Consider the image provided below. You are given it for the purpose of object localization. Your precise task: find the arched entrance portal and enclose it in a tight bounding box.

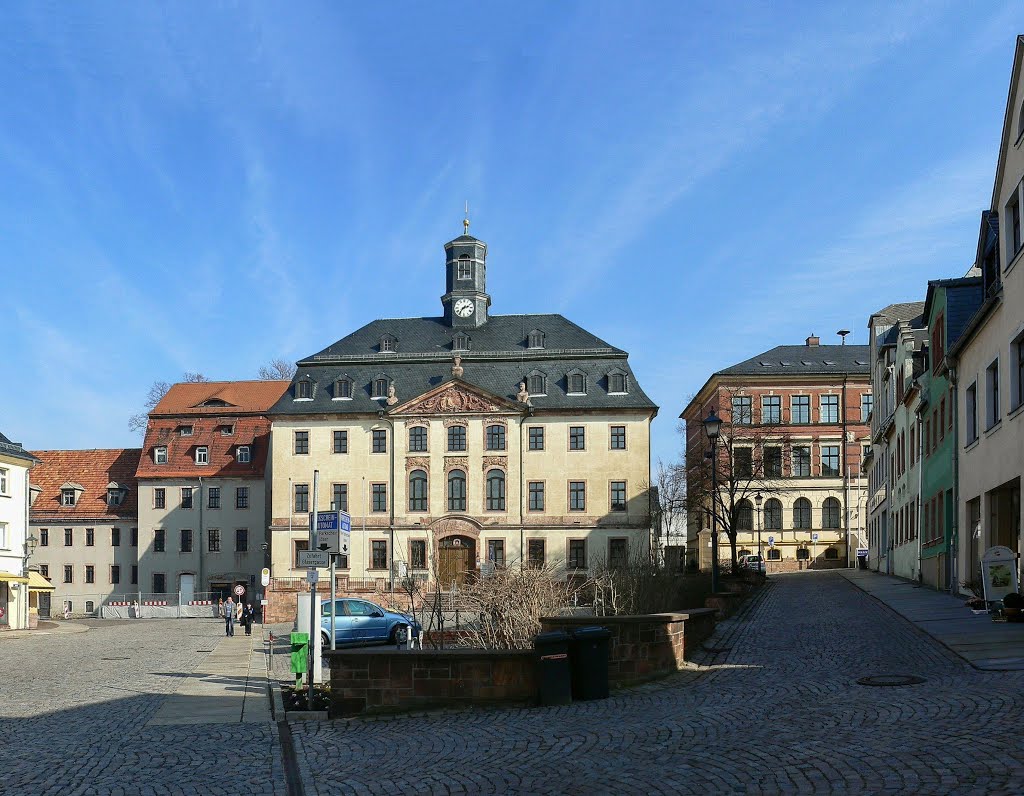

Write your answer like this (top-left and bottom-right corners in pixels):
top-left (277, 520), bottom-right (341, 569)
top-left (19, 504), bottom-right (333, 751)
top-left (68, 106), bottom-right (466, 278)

top-left (437, 536), bottom-right (475, 589)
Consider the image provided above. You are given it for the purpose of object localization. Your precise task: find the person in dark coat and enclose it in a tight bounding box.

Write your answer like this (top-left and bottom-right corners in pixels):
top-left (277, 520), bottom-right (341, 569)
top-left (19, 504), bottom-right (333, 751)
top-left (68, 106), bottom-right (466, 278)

top-left (242, 602), bottom-right (255, 636)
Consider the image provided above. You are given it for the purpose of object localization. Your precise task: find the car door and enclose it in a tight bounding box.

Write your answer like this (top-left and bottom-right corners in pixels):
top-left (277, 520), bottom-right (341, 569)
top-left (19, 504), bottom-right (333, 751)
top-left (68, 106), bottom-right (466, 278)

top-left (321, 599), bottom-right (352, 644)
top-left (348, 600), bottom-right (388, 642)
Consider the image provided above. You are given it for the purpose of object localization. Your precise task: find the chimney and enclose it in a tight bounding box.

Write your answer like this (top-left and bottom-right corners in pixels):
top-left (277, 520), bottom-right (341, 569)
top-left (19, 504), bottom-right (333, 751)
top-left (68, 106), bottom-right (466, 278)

top-left (805, 334), bottom-right (820, 347)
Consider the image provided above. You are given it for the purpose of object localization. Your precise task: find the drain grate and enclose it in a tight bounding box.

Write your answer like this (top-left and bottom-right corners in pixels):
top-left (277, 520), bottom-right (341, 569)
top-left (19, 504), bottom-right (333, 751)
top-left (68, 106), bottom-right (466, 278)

top-left (856, 674), bottom-right (926, 687)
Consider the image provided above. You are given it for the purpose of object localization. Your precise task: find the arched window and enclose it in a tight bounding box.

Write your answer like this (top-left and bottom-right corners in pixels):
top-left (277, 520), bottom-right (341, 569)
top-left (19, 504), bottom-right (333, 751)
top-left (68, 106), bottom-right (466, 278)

top-left (824, 547), bottom-right (839, 560)
top-left (528, 373), bottom-right (546, 395)
top-left (793, 498), bottom-right (812, 529)
top-left (822, 497), bottom-right (841, 529)
top-left (764, 498), bottom-right (782, 530)
top-left (486, 469), bottom-right (505, 511)
top-left (767, 548), bottom-right (781, 561)
top-left (796, 547), bottom-right (810, 560)
top-left (447, 470), bottom-right (466, 512)
top-left (486, 424), bottom-right (506, 451)
top-left (736, 499), bottom-right (753, 531)
top-left (408, 470), bottom-right (427, 512)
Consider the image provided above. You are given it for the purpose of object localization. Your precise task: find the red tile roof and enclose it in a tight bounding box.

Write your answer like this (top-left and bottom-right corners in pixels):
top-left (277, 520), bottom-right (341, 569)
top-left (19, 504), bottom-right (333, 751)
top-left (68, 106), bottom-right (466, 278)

top-left (28, 449), bottom-right (141, 520)
top-left (136, 417), bottom-right (271, 479)
top-left (151, 380), bottom-right (289, 416)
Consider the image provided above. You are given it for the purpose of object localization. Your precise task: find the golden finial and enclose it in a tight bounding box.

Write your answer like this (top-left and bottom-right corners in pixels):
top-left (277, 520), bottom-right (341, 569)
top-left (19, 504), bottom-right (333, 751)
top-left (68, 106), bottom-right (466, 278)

top-left (463, 201), bottom-right (470, 235)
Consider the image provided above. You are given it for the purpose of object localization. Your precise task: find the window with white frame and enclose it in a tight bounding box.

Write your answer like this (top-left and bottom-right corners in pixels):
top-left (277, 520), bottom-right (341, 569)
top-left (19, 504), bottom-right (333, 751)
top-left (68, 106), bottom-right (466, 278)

top-left (761, 395), bottom-right (781, 424)
top-left (61, 488), bottom-right (76, 506)
top-left (793, 498), bottom-right (812, 529)
top-left (791, 395), bottom-right (810, 424)
top-left (0, 467), bottom-right (7, 495)
top-left (195, 446), bottom-right (209, 465)
top-left (732, 396), bottom-right (752, 425)
top-left (793, 446), bottom-right (811, 477)
top-left (1006, 181), bottom-right (1022, 261)
top-left (861, 393), bottom-right (873, 422)
top-left (154, 446), bottom-right (167, 464)
top-left (237, 445), bottom-right (251, 463)
top-left (820, 395), bottom-right (839, 424)
top-left (822, 497), bottom-right (841, 529)
top-left (966, 381), bottom-right (978, 444)
top-left (0, 522), bottom-right (8, 549)
top-left (179, 425), bottom-right (193, 437)
top-left (821, 445), bottom-right (840, 477)
top-left (380, 335), bottom-right (397, 353)
top-left (986, 358), bottom-right (1001, 429)
top-left (1012, 331), bottom-right (1024, 412)
top-left (457, 256), bottom-right (473, 280)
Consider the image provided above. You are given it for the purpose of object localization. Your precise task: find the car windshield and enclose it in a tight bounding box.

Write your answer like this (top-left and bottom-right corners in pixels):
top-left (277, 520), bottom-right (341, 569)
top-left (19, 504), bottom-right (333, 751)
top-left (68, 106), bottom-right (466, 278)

top-left (347, 600), bottom-right (379, 617)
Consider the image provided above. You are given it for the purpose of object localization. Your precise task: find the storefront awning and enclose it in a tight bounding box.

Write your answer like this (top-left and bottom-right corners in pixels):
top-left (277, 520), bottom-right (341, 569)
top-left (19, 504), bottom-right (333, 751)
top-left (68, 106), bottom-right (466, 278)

top-left (27, 571), bottom-right (55, 591)
top-left (0, 572), bottom-right (29, 584)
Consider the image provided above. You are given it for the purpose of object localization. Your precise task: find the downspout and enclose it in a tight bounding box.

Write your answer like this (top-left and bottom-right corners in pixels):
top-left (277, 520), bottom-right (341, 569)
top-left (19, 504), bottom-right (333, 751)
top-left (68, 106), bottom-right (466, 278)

top-left (946, 358), bottom-right (959, 594)
top-left (916, 406), bottom-right (924, 583)
top-left (842, 375), bottom-right (849, 564)
top-left (519, 407), bottom-right (531, 570)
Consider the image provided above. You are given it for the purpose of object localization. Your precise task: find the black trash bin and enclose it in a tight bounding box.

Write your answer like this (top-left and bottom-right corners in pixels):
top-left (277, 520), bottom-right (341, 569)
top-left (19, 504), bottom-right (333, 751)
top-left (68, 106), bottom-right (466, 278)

top-left (534, 630), bottom-right (572, 706)
top-left (569, 626), bottom-right (611, 701)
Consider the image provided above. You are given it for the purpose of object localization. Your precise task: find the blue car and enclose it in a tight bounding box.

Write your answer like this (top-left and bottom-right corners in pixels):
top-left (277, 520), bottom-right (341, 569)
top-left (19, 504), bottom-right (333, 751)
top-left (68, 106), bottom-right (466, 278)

top-left (319, 598), bottom-right (421, 647)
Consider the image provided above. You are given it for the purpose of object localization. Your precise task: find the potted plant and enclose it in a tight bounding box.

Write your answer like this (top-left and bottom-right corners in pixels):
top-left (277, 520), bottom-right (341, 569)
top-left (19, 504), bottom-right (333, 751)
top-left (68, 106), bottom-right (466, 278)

top-left (1002, 592), bottom-right (1024, 621)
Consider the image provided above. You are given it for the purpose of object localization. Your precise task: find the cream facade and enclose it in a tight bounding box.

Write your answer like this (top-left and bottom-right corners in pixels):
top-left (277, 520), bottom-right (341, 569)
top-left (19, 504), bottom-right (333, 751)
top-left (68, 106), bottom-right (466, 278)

top-left (0, 433), bottom-right (38, 630)
top-left (954, 36), bottom-right (1024, 592)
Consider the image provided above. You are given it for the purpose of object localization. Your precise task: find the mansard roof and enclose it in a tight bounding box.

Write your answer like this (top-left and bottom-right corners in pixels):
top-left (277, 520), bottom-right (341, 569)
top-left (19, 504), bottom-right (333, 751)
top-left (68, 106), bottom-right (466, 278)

top-left (274, 313), bottom-right (655, 415)
top-left (0, 430), bottom-right (40, 465)
top-left (150, 380), bottom-right (289, 417)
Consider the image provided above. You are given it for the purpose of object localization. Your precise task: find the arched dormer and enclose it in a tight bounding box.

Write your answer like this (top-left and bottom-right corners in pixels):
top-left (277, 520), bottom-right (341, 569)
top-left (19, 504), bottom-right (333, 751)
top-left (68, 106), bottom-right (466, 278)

top-left (526, 369), bottom-right (547, 397)
top-left (607, 368), bottom-right (629, 395)
top-left (333, 375), bottom-right (353, 400)
top-left (566, 368), bottom-right (587, 396)
top-left (379, 334), bottom-right (398, 353)
top-left (371, 374), bottom-right (391, 400)
top-left (453, 333), bottom-right (471, 351)
top-left (527, 329), bottom-right (546, 349)
top-left (294, 377), bottom-right (314, 401)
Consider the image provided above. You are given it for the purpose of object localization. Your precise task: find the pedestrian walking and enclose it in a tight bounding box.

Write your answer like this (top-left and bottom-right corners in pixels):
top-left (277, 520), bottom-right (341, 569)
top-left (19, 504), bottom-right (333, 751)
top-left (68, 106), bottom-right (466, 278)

top-left (217, 598), bottom-right (224, 619)
top-left (242, 603), bottom-right (255, 636)
top-left (224, 596), bottom-right (235, 637)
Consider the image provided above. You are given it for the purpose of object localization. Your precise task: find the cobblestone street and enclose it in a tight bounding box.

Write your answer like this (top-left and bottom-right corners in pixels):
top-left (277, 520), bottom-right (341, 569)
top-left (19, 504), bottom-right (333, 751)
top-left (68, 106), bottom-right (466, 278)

top-left (293, 572), bottom-right (1024, 795)
top-left (0, 618), bottom-right (286, 796)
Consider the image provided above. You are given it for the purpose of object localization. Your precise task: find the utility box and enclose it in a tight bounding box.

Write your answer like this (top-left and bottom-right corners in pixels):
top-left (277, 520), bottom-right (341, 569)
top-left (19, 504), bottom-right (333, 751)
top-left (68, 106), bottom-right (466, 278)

top-left (534, 630), bottom-right (572, 706)
top-left (569, 626), bottom-right (611, 701)
top-left (296, 592), bottom-right (323, 683)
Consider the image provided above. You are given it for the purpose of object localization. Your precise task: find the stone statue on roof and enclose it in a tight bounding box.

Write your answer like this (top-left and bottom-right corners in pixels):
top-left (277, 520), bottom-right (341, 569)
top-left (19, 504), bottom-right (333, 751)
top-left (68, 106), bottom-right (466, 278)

top-left (452, 356), bottom-right (464, 378)
top-left (517, 381), bottom-right (531, 405)
top-left (386, 384), bottom-right (398, 405)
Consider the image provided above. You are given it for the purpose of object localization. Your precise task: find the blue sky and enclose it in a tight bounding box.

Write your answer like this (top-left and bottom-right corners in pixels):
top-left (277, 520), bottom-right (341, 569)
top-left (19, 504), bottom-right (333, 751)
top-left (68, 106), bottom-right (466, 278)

top-left (1, 2), bottom-right (1019, 466)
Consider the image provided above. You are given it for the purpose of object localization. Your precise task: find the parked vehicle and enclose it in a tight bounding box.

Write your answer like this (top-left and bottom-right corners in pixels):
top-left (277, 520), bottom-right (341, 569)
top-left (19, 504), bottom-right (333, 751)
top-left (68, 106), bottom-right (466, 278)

top-left (319, 598), bottom-right (421, 647)
top-left (739, 554), bottom-right (766, 573)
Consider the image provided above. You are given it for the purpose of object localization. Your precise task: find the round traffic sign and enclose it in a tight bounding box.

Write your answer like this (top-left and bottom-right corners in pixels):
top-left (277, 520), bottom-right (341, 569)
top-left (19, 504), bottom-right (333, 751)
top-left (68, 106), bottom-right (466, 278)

top-left (233, 584), bottom-right (245, 596)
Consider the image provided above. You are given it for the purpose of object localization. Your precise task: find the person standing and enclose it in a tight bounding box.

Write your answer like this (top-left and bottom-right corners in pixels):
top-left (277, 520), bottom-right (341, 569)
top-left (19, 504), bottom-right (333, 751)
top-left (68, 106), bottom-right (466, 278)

top-left (224, 596), bottom-right (235, 637)
top-left (242, 603), bottom-right (254, 636)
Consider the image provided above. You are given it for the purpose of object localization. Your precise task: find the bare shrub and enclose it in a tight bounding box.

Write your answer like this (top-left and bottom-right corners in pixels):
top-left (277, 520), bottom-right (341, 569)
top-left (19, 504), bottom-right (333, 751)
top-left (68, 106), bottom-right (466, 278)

top-left (456, 563), bottom-right (580, 650)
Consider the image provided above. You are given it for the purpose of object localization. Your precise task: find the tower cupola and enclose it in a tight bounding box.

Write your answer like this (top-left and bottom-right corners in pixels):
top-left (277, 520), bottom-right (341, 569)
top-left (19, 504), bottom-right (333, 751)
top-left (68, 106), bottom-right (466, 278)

top-left (441, 216), bottom-right (490, 328)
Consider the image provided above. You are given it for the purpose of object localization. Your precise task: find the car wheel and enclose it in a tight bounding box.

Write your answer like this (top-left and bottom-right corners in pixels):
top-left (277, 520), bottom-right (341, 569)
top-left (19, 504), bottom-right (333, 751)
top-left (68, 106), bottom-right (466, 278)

top-left (321, 631), bottom-right (330, 647)
top-left (390, 624), bottom-right (408, 644)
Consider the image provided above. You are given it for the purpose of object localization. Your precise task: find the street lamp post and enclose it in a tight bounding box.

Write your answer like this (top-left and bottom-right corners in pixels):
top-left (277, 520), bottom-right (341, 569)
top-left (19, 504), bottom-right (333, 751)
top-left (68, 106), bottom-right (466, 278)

top-left (703, 409), bottom-right (723, 594)
top-left (754, 492), bottom-right (763, 568)
top-left (22, 533), bottom-right (38, 576)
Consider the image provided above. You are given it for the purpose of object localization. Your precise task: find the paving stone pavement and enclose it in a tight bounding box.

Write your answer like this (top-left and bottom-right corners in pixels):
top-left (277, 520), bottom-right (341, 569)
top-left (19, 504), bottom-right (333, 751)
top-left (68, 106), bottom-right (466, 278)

top-left (0, 618), bottom-right (287, 796)
top-left (291, 571), bottom-right (1024, 795)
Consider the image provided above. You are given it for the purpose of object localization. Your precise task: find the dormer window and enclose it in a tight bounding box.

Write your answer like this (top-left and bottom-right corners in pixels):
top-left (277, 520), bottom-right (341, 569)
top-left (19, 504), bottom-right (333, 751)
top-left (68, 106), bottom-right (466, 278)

top-left (567, 372), bottom-right (587, 395)
top-left (372, 378), bottom-right (389, 399)
top-left (179, 425), bottom-right (193, 437)
top-left (219, 424), bottom-right (234, 436)
top-left (154, 446), bottom-right (168, 465)
top-left (608, 372), bottom-right (628, 394)
top-left (296, 379), bottom-right (313, 400)
top-left (237, 445), bottom-right (251, 464)
top-left (196, 446), bottom-right (209, 465)
top-left (61, 489), bottom-right (76, 507)
top-left (334, 378), bottom-right (352, 400)
top-left (380, 335), bottom-right (397, 353)
top-left (107, 488), bottom-right (125, 507)
top-left (453, 334), bottom-right (470, 351)
top-left (528, 372), bottom-right (547, 396)
top-left (199, 398), bottom-right (230, 407)
top-left (528, 330), bottom-right (545, 349)
top-left (457, 256), bottom-right (473, 280)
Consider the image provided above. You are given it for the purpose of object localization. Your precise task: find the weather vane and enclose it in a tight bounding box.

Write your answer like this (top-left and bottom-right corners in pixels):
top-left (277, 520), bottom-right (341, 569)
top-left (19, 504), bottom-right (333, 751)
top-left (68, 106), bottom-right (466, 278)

top-left (463, 201), bottom-right (470, 235)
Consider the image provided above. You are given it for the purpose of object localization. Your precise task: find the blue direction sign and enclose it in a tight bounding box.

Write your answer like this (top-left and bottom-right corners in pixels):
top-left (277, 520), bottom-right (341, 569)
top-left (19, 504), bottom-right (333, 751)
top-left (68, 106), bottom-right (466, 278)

top-left (767, 536), bottom-right (775, 547)
top-left (339, 511), bottom-right (351, 532)
top-left (311, 511), bottom-right (339, 532)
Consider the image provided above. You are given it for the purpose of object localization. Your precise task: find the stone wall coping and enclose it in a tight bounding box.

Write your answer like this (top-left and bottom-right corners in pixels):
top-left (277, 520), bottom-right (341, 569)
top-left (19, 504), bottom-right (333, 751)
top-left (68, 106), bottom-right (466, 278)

top-left (325, 647), bottom-right (533, 659)
top-left (541, 608), bottom-right (716, 624)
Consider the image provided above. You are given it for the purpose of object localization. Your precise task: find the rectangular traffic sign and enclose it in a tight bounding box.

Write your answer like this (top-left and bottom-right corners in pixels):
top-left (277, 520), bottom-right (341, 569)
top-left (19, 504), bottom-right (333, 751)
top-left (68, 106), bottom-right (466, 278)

top-left (317, 527), bottom-right (351, 555)
top-left (310, 511), bottom-right (339, 532)
top-left (298, 550), bottom-right (330, 568)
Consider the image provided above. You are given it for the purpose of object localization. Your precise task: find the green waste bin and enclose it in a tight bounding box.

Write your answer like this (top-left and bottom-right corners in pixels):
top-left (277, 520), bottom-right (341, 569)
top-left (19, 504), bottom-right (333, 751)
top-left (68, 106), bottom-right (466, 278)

top-left (534, 630), bottom-right (572, 706)
top-left (569, 626), bottom-right (611, 701)
top-left (290, 632), bottom-right (309, 677)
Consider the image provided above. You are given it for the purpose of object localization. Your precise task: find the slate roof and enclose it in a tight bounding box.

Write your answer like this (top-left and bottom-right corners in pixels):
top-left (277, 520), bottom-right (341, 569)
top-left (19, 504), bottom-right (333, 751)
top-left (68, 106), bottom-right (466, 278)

top-left (29, 449), bottom-right (141, 520)
top-left (275, 313), bottom-right (655, 415)
top-left (923, 277), bottom-right (984, 349)
top-left (872, 302), bottom-right (926, 323)
top-left (137, 417), bottom-right (273, 480)
top-left (716, 344), bottom-right (871, 377)
top-left (0, 430), bottom-right (39, 465)
top-left (151, 380), bottom-right (289, 417)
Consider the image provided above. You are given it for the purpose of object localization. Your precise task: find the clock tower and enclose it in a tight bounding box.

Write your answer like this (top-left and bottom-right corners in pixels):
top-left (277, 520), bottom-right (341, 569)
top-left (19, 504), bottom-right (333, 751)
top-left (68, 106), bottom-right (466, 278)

top-left (441, 219), bottom-right (490, 328)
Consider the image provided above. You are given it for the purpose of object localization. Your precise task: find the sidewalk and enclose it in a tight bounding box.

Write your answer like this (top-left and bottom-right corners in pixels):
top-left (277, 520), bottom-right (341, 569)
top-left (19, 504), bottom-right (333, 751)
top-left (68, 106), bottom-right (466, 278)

top-left (843, 569), bottom-right (1024, 671)
top-left (0, 620), bottom-right (89, 640)
top-left (148, 628), bottom-right (273, 725)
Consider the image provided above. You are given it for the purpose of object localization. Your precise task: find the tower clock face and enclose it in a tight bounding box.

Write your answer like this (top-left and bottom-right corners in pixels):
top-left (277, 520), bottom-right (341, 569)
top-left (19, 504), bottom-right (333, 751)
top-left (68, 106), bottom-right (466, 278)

top-left (454, 298), bottom-right (475, 318)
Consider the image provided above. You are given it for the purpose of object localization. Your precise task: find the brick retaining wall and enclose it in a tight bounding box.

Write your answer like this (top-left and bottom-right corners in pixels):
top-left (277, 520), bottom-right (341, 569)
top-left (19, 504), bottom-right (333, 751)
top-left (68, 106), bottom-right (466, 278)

top-left (539, 609), bottom-right (717, 688)
top-left (326, 648), bottom-right (536, 717)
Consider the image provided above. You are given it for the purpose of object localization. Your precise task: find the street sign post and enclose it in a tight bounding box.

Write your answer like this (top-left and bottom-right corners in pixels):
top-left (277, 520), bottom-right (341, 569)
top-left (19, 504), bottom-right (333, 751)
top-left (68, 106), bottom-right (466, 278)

top-left (298, 550), bottom-right (330, 569)
top-left (233, 584), bottom-right (245, 597)
top-left (317, 511), bottom-right (352, 555)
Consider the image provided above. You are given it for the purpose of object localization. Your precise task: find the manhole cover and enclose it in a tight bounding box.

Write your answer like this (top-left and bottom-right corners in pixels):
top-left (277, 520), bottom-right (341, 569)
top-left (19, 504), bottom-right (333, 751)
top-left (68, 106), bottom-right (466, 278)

top-left (856, 674), bottom-right (926, 687)
top-left (100, 657), bottom-right (129, 661)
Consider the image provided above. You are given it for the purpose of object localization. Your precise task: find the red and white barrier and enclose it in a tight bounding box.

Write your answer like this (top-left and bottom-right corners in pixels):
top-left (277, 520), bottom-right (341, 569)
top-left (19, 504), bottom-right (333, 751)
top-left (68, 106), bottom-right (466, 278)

top-left (143, 600), bottom-right (167, 606)
top-left (108, 601), bottom-right (131, 606)
top-left (188, 600), bottom-right (213, 605)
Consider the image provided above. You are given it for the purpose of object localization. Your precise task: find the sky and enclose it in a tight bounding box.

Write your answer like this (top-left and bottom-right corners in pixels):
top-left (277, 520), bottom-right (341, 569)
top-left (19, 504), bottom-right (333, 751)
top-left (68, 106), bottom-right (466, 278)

top-left (0, 1), bottom-right (1020, 467)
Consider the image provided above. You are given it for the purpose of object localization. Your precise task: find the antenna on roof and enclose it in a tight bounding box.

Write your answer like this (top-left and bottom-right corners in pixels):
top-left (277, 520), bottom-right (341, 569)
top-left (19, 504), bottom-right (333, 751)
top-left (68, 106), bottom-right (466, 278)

top-left (837, 329), bottom-right (851, 345)
top-left (463, 201), bottom-right (470, 235)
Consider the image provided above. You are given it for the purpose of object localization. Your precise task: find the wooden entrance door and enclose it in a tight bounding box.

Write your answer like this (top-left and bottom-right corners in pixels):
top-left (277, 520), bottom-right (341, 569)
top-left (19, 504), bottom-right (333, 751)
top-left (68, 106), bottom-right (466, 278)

top-left (438, 541), bottom-right (471, 589)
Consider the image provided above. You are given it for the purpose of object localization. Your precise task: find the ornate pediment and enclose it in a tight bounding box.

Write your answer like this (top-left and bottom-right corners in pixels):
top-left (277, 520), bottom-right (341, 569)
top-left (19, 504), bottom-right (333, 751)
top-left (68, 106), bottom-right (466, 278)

top-left (390, 379), bottom-right (521, 416)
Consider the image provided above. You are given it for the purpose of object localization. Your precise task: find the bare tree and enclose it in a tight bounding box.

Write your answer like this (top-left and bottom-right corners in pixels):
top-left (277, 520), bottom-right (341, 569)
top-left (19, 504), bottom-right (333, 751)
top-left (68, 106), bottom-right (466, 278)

top-left (651, 460), bottom-right (686, 565)
top-left (128, 373), bottom-right (210, 432)
top-left (258, 359), bottom-right (297, 380)
top-left (685, 384), bottom-right (790, 571)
